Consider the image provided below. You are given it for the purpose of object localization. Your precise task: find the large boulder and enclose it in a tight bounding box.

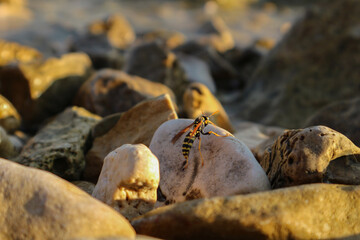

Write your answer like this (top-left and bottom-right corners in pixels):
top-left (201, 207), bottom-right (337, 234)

top-left (132, 184), bottom-right (360, 240)
top-left (149, 119), bottom-right (270, 203)
top-left (236, 0), bottom-right (360, 128)
top-left (17, 107), bottom-right (101, 180)
top-left (0, 158), bottom-right (135, 239)
top-left (84, 94), bottom-right (177, 183)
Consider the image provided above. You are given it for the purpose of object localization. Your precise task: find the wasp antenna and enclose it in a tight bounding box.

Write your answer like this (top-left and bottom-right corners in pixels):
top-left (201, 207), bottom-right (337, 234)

top-left (209, 110), bottom-right (219, 117)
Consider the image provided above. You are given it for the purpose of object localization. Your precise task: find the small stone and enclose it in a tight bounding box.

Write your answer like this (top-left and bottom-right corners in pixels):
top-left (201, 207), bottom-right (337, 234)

top-left (84, 94), bottom-right (177, 183)
top-left (174, 41), bottom-right (240, 90)
top-left (261, 126), bottom-right (360, 188)
top-left (132, 184), bottom-right (360, 240)
top-left (0, 126), bottom-right (17, 159)
top-left (177, 54), bottom-right (216, 93)
top-left (17, 106), bottom-right (101, 180)
top-left (124, 41), bottom-right (188, 103)
top-left (0, 52), bottom-right (92, 129)
top-left (197, 16), bottom-right (235, 53)
top-left (74, 69), bottom-right (176, 117)
top-left (0, 94), bottom-right (21, 133)
top-left (149, 119), bottom-right (270, 203)
top-left (0, 158), bottom-right (135, 239)
top-left (88, 14), bottom-right (135, 49)
top-left (183, 82), bottom-right (234, 133)
top-left (92, 144), bottom-right (160, 220)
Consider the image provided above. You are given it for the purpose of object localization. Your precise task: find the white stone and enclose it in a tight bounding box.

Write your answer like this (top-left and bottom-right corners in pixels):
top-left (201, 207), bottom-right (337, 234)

top-left (149, 119), bottom-right (271, 203)
top-left (92, 144), bottom-right (160, 220)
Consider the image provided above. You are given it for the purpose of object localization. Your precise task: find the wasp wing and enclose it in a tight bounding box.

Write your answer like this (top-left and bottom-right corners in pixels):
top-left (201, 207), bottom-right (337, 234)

top-left (171, 122), bottom-right (194, 144)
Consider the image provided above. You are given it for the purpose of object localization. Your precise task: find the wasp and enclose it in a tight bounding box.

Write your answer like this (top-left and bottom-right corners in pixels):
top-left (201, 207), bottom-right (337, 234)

top-left (171, 111), bottom-right (230, 170)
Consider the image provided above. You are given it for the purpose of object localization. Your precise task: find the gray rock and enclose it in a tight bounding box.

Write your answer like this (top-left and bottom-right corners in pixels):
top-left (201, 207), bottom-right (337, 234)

top-left (149, 119), bottom-right (270, 203)
top-left (17, 106), bottom-right (101, 180)
top-left (236, 0), bottom-right (360, 128)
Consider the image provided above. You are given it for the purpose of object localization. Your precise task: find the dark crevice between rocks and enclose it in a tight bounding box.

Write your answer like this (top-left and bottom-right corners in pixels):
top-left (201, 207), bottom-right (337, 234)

top-left (324, 154), bottom-right (360, 185)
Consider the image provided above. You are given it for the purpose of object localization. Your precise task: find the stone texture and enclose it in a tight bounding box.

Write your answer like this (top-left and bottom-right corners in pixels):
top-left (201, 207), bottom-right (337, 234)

top-left (149, 119), bottom-right (270, 203)
top-left (305, 97), bottom-right (360, 147)
top-left (0, 52), bottom-right (92, 128)
top-left (124, 41), bottom-right (188, 103)
top-left (0, 39), bottom-right (42, 66)
top-left (88, 14), bottom-right (135, 49)
top-left (93, 144), bottom-right (159, 220)
top-left (69, 33), bottom-right (124, 70)
top-left (174, 41), bottom-right (241, 90)
top-left (236, 0), bottom-right (360, 128)
top-left (183, 83), bottom-right (234, 133)
top-left (84, 94), bottom-right (177, 183)
top-left (132, 184), bottom-right (360, 240)
top-left (17, 106), bottom-right (101, 180)
top-left (0, 94), bottom-right (20, 133)
top-left (0, 158), bottom-right (135, 239)
top-left (74, 69), bottom-right (175, 117)
top-left (222, 47), bottom-right (262, 87)
top-left (0, 126), bottom-right (17, 159)
top-left (136, 29), bottom-right (185, 49)
top-left (197, 16), bottom-right (235, 53)
top-left (260, 126), bottom-right (360, 189)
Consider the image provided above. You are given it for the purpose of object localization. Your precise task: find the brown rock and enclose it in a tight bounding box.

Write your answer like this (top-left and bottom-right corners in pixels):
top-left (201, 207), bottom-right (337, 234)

top-left (84, 94), bottom-right (177, 183)
top-left (260, 126), bottom-right (360, 188)
top-left (0, 52), bottom-right (92, 128)
top-left (236, 0), bottom-right (360, 128)
top-left (88, 14), bottom-right (135, 49)
top-left (183, 82), bottom-right (234, 132)
top-left (0, 158), bottom-right (135, 239)
top-left (17, 106), bottom-right (101, 180)
top-left (305, 97), bottom-right (360, 147)
top-left (0, 94), bottom-right (20, 133)
top-left (132, 183), bottom-right (360, 240)
top-left (74, 69), bottom-right (176, 117)
top-left (124, 41), bottom-right (188, 103)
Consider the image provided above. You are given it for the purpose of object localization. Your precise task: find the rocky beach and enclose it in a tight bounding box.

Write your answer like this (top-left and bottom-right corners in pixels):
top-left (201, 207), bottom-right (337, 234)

top-left (0, 0), bottom-right (360, 239)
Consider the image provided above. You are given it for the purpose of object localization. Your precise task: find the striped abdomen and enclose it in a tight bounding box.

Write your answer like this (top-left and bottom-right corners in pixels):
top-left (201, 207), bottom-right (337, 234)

top-left (182, 131), bottom-right (196, 159)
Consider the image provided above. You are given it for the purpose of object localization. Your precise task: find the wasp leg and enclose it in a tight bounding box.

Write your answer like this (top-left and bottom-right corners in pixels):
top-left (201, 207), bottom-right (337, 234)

top-left (198, 136), bottom-right (204, 166)
top-left (204, 131), bottom-right (230, 137)
top-left (182, 156), bottom-right (189, 170)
